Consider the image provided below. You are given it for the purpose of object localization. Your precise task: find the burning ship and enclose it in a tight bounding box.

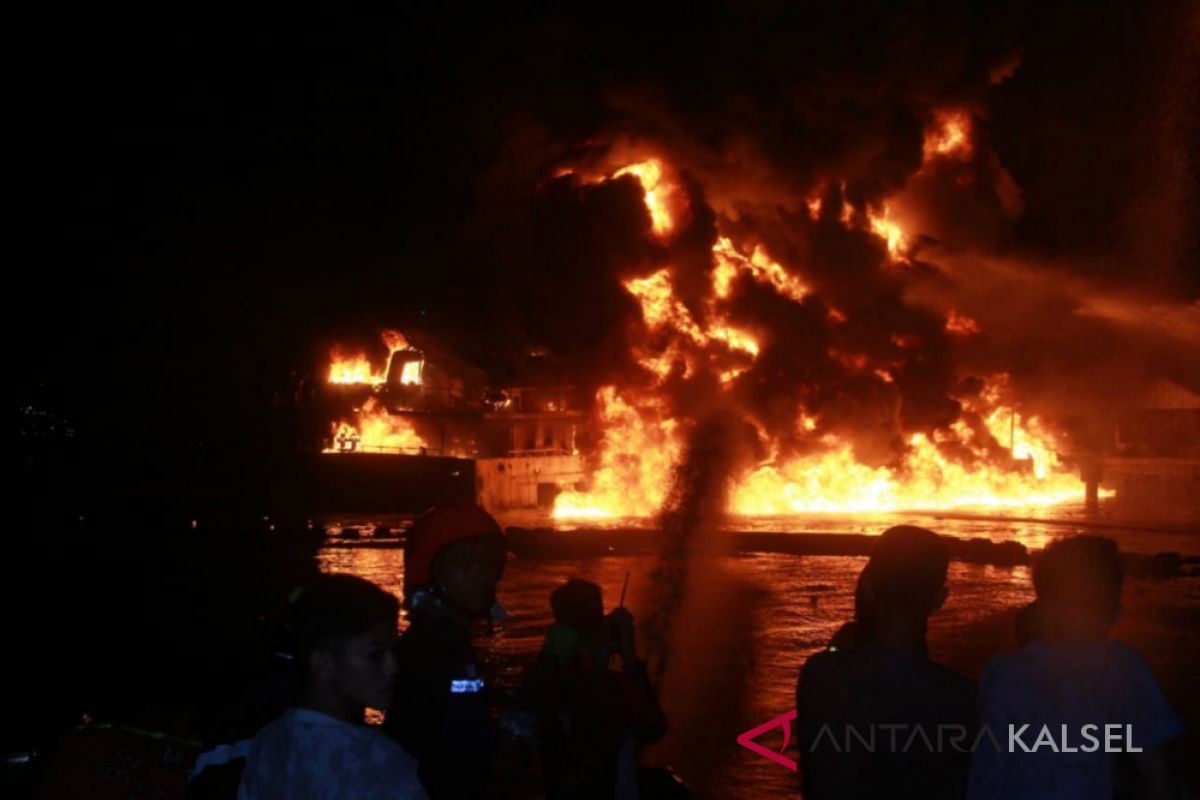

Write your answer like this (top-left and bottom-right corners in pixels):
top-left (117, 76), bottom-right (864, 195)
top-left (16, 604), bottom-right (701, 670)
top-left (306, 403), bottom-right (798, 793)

top-left (310, 112), bottom-right (1197, 523)
top-left (316, 330), bottom-right (586, 511)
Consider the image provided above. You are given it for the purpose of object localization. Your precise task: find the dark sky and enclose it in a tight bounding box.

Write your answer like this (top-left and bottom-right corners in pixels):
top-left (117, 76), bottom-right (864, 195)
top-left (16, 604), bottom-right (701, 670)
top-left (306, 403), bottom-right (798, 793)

top-left (14, 2), bottom-right (1197, 464)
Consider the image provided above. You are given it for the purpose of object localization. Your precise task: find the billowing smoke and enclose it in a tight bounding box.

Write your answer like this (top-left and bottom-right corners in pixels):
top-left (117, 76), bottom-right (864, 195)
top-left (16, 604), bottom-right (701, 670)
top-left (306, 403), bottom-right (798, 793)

top-left (642, 413), bottom-right (744, 683)
top-left (448, 1), bottom-right (1197, 475)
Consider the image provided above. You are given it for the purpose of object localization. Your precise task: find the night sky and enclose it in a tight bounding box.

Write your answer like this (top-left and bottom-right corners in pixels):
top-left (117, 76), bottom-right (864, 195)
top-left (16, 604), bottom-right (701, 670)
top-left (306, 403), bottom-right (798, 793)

top-left (14, 2), bottom-right (1197, 495)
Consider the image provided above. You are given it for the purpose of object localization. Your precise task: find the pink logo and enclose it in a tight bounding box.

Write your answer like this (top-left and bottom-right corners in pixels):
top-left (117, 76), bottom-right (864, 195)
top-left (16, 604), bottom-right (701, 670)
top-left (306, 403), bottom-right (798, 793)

top-left (736, 709), bottom-right (798, 772)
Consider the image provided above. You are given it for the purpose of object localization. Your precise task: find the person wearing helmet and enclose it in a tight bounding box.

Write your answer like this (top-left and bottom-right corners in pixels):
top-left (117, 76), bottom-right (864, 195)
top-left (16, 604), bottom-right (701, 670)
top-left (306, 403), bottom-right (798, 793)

top-left (383, 500), bottom-right (508, 799)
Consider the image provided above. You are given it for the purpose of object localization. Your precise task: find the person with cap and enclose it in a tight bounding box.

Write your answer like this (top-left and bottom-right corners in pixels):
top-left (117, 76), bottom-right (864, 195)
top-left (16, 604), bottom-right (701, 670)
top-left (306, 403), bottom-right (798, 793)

top-left (383, 500), bottom-right (509, 799)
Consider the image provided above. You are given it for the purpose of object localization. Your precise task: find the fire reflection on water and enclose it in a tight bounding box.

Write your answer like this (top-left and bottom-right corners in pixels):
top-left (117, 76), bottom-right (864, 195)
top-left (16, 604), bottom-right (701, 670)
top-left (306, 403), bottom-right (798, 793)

top-left (317, 509), bottom-right (1197, 797)
top-left (320, 537), bottom-right (1033, 797)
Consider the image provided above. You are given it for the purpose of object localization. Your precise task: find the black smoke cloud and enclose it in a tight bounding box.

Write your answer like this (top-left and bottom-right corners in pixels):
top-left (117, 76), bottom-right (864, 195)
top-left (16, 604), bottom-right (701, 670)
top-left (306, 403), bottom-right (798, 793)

top-left (442, 0), bottom-right (1196, 474)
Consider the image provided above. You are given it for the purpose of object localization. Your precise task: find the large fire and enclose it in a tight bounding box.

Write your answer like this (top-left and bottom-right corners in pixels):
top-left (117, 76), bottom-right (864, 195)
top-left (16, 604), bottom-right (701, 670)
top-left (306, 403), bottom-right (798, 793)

top-left (317, 116), bottom-right (1111, 518)
top-left (554, 376), bottom-right (1090, 518)
top-left (324, 398), bottom-right (426, 454)
top-left (328, 330), bottom-right (423, 386)
top-left (553, 388), bottom-right (682, 518)
top-left (550, 124), bottom-right (1108, 520)
top-left (323, 330), bottom-right (428, 453)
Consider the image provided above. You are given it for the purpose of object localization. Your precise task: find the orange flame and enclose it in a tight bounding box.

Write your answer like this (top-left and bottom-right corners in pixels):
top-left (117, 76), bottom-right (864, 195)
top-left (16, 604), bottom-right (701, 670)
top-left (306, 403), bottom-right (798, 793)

top-left (924, 110), bottom-right (973, 161)
top-left (866, 205), bottom-right (910, 261)
top-left (327, 352), bottom-right (381, 385)
top-left (554, 374), bottom-right (1103, 519)
top-left (327, 329), bottom-right (422, 386)
top-left (323, 397), bottom-right (426, 454)
top-left (730, 430), bottom-right (1085, 514)
top-left (806, 194), bottom-right (823, 220)
top-left (558, 157), bottom-right (683, 238)
top-left (552, 387), bottom-right (682, 518)
top-left (543, 152), bottom-right (1097, 520)
top-left (712, 237), bottom-right (809, 302)
top-left (625, 267), bottom-right (759, 384)
top-left (945, 309), bottom-right (982, 336)
top-left (614, 159), bottom-right (676, 236)
top-left (626, 270), bottom-right (705, 341)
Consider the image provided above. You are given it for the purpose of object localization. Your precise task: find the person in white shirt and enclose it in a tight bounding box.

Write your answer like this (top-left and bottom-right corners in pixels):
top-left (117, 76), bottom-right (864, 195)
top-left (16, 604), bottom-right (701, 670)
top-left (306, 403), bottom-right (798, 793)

top-left (238, 574), bottom-right (428, 800)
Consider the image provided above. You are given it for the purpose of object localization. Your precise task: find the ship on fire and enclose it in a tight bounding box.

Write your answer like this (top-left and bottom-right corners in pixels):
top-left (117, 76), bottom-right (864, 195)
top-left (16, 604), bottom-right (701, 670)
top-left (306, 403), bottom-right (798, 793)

top-left (315, 329), bottom-right (585, 512)
top-left (304, 125), bottom-right (1196, 523)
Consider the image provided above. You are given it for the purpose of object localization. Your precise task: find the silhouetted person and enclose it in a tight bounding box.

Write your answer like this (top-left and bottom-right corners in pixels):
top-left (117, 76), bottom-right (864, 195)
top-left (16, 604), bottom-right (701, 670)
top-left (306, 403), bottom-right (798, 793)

top-left (521, 578), bottom-right (668, 799)
top-left (236, 574), bottom-right (426, 799)
top-left (825, 569), bottom-right (877, 654)
top-left (968, 535), bottom-right (1183, 800)
top-left (383, 501), bottom-right (509, 799)
top-left (1013, 600), bottom-right (1042, 647)
top-left (796, 525), bottom-right (975, 800)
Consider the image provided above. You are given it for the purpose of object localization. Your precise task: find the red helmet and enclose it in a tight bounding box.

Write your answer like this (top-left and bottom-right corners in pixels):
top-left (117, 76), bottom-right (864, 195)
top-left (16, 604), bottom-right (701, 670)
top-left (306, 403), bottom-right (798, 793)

top-left (403, 500), bottom-right (504, 598)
